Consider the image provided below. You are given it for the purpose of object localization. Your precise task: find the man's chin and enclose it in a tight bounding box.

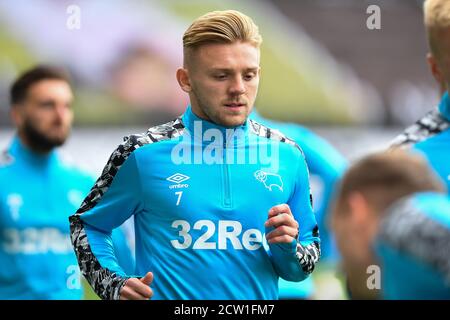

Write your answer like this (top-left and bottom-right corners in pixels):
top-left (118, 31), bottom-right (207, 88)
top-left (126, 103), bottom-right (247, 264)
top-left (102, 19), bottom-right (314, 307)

top-left (219, 117), bottom-right (247, 128)
top-left (27, 133), bottom-right (67, 152)
top-left (22, 120), bottom-right (70, 152)
top-left (215, 111), bottom-right (248, 127)
top-left (49, 137), bottom-right (67, 147)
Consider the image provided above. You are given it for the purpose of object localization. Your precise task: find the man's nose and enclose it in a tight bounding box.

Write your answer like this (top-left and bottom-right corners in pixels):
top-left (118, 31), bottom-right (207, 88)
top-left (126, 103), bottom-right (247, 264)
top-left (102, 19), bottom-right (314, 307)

top-left (54, 104), bottom-right (69, 121)
top-left (228, 76), bottom-right (246, 95)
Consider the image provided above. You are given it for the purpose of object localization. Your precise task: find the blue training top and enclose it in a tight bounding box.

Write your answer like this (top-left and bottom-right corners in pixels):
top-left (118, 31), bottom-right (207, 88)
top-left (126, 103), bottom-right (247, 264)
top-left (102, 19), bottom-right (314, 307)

top-left (374, 192), bottom-right (450, 299)
top-left (70, 106), bottom-right (321, 300)
top-left (413, 92), bottom-right (450, 193)
top-left (390, 92), bottom-right (450, 193)
top-left (0, 136), bottom-right (134, 299)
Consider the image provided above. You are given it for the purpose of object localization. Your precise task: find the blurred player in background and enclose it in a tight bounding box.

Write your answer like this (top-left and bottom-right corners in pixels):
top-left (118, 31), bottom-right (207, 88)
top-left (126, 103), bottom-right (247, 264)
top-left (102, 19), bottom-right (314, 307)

top-left (331, 151), bottom-right (450, 299)
top-left (250, 111), bottom-right (347, 299)
top-left (0, 65), bottom-right (133, 299)
top-left (391, 0), bottom-right (450, 193)
top-left (70, 10), bottom-right (320, 300)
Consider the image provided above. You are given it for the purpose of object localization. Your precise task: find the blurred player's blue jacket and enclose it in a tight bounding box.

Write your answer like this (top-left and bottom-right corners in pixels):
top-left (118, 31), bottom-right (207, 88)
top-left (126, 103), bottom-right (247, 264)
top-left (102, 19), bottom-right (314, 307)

top-left (391, 92), bottom-right (450, 193)
top-left (0, 137), bottom-right (134, 299)
top-left (251, 110), bottom-right (347, 298)
top-left (413, 92), bottom-right (450, 193)
top-left (374, 192), bottom-right (450, 299)
top-left (69, 105), bottom-right (320, 300)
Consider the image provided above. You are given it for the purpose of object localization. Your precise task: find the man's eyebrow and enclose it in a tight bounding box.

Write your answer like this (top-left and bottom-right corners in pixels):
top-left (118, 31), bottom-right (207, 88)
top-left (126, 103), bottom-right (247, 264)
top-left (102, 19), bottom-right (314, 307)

top-left (209, 67), bottom-right (259, 72)
top-left (36, 98), bottom-right (55, 103)
top-left (209, 68), bottom-right (232, 72)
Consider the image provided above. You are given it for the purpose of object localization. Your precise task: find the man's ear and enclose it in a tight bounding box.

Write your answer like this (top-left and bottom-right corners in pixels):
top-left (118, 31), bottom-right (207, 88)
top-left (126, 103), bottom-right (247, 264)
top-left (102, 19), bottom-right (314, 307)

top-left (347, 192), bottom-right (371, 224)
top-left (176, 68), bottom-right (192, 93)
top-left (10, 105), bottom-right (24, 127)
top-left (427, 53), bottom-right (446, 94)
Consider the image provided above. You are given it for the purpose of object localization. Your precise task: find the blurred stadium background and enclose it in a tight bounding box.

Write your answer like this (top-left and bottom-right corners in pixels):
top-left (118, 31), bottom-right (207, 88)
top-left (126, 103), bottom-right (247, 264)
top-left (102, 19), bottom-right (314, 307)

top-left (0, 0), bottom-right (439, 299)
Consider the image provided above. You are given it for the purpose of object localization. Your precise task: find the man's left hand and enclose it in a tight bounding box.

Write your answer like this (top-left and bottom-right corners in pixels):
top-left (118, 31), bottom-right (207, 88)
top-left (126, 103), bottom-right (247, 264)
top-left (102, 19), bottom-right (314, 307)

top-left (265, 204), bottom-right (299, 244)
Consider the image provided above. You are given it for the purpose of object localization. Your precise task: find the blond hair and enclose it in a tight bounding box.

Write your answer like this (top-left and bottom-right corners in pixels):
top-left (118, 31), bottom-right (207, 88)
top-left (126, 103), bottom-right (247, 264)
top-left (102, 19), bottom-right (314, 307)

top-left (424, 0), bottom-right (450, 57)
top-left (334, 150), bottom-right (445, 216)
top-left (183, 10), bottom-right (262, 52)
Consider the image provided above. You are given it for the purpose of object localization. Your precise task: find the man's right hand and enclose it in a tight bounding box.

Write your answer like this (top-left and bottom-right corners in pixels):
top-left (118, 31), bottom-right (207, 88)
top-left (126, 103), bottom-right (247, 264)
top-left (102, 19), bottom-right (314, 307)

top-left (119, 272), bottom-right (154, 300)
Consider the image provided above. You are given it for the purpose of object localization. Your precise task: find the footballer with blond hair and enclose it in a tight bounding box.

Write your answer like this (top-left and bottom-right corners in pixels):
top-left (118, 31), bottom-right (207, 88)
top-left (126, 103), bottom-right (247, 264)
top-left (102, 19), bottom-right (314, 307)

top-left (391, 0), bottom-right (450, 193)
top-left (70, 10), bottom-right (320, 300)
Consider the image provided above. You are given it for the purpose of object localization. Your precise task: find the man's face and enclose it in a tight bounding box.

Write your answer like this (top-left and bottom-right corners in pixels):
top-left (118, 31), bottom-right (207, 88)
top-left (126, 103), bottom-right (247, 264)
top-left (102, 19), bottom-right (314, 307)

top-left (331, 194), bottom-right (381, 299)
top-left (13, 79), bottom-right (74, 152)
top-left (331, 195), bottom-right (377, 269)
top-left (183, 41), bottom-right (260, 127)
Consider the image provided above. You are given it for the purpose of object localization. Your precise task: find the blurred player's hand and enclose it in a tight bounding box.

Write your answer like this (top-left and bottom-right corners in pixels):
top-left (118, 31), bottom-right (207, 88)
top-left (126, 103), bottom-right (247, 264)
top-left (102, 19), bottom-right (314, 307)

top-left (265, 204), bottom-right (299, 244)
top-left (120, 272), bottom-right (154, 300)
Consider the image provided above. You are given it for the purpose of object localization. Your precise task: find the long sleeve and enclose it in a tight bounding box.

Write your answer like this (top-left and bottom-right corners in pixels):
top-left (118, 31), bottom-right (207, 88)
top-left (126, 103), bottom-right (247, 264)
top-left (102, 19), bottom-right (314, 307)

top-left (69, 137), bottom-right (145, 300)
top-left (267, 149), bottom-right (321, 282)
top-left (111, 227), bottom-right (135, 275)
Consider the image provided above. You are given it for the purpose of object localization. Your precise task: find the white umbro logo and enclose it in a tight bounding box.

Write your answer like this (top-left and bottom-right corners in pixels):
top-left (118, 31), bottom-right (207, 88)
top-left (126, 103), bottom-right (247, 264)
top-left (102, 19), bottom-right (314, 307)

top-left (167, 173), bottom-right (190, 184)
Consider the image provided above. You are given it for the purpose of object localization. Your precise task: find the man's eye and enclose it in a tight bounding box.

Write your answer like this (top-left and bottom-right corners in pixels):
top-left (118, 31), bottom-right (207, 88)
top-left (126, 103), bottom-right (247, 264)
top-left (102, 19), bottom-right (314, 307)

top-left (39, 101), bottom-right (55, 109)
top-left (214, 74), bottom-right (227, 80)
top-left (244, 74), bottom-right (254, 81)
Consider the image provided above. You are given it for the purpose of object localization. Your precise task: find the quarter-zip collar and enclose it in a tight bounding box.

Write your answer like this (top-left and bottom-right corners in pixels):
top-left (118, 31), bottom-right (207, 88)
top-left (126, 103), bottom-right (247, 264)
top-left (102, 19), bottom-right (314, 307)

top-left (8, 135), bottom-right (58, 168)
top-left (181, 105), bottom-right (250, 147)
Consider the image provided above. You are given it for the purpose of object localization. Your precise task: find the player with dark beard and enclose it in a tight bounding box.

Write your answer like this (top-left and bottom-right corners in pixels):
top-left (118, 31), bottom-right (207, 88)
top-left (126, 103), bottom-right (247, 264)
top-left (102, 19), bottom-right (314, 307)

top-left (0, 65), bottom-right (133, 299)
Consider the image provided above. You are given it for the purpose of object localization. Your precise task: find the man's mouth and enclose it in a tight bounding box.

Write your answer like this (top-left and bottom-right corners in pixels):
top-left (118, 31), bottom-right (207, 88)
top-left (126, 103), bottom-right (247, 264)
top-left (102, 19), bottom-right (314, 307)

top-left (224, 103), bottom-right (246, 108)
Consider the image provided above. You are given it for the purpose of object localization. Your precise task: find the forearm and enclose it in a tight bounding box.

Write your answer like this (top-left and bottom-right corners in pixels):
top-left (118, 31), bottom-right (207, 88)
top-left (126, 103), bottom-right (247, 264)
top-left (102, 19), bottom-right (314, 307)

top-left (270, 238), bottom-right (321, 282)
top-left (70, 215), bottom-right (129, 300)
